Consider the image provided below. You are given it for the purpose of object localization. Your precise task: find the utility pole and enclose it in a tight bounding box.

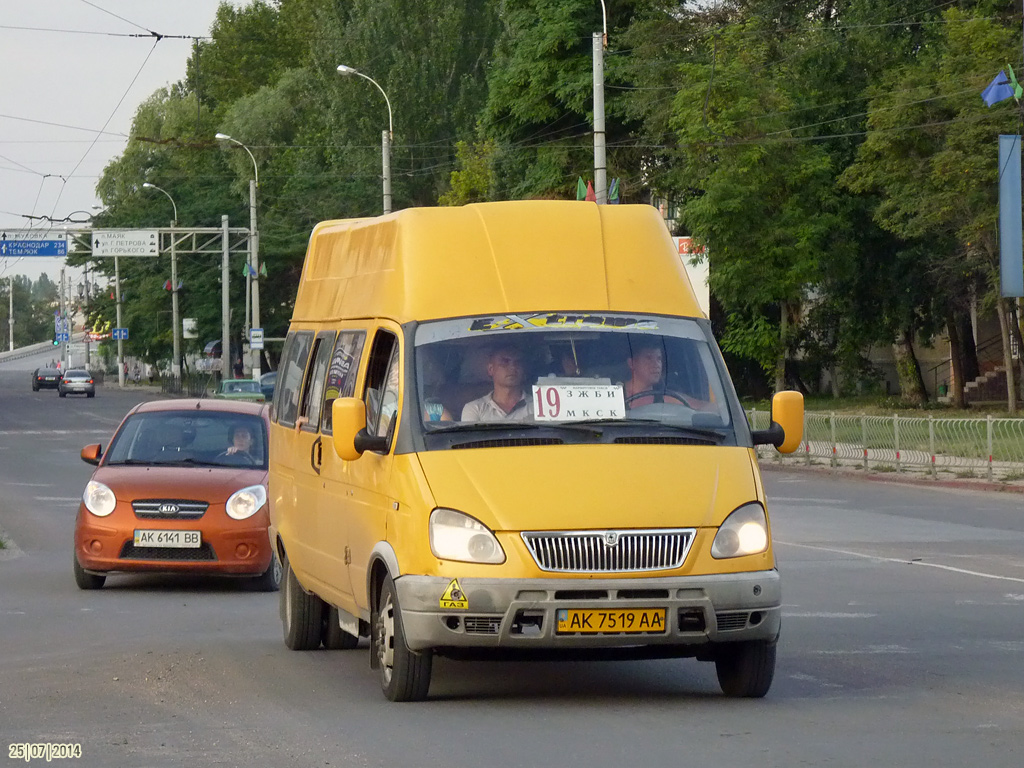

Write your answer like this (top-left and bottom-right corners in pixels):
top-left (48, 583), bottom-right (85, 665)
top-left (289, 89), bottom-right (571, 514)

top-left (84, 261), bottom-right (91, 368)
top-left (249, 178), bottom-right (261, 379)
top-left (592, 2), bottom-right (608, 205)
top-left (7, 277), bottom-right (13, 352)
top-left (221, 215), bottom-right (231, 381)
top-left (115, 256), bottom-right (124, 387)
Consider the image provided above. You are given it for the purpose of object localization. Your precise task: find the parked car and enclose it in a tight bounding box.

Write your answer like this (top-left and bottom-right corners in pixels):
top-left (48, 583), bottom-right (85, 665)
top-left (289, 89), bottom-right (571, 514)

top-left (259, 370), bottom-right (277, 401)
top-left (73, 398), bottom-right (278, 591)
top-left (32, 367), bottom-right (62, 391)
top-left (215, 378), bottom-right (265, 402)
top-left (58, 369), bottom-right (95, 398)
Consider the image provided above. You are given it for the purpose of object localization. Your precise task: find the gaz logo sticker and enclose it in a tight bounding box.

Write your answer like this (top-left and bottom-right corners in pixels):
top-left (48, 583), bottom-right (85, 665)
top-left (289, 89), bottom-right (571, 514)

top-left (439, 579), bottom-right (468, 610)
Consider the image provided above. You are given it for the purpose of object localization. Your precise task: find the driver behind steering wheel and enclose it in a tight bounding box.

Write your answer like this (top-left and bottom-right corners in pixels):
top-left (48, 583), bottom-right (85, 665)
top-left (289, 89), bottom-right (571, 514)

top-left (218, 424), bottom-right (256, 464)
top-left (623, 338), bottom-right (685, 408)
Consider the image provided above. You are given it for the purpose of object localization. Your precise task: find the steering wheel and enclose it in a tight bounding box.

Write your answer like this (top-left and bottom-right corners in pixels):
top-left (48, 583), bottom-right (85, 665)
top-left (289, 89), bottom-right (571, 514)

top-left (219, 450), bottom-right (257, 465)
top-left (624, 388), bottom-right (697, 408)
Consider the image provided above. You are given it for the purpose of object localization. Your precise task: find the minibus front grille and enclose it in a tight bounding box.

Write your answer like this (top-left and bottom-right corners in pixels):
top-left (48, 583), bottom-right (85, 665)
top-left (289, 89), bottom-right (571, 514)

top-left (450, 438), bottom-right (563, 450)
top-left (521, 529), bottom-right (695, 573)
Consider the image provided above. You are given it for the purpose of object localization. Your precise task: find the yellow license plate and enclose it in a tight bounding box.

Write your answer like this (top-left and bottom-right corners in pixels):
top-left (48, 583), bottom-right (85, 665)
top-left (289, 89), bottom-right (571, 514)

top-left (556, 608), bottom-right (667, 635)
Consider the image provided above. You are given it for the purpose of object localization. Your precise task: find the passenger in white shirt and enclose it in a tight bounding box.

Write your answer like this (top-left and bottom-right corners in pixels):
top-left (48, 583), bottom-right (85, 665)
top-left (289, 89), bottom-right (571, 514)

top-left (460, 344), bottom-right (533, 422)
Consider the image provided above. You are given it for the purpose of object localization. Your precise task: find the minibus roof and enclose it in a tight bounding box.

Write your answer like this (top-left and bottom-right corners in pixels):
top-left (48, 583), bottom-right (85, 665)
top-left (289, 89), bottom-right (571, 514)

top-left (291, 201), bottom-right (703, 324)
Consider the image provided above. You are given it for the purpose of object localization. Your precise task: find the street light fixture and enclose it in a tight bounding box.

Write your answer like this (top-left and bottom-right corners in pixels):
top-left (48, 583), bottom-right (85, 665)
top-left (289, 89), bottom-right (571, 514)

top-left (336, 64), bottom-right (394, 214)
top-left (215, 132), bottom-right (262, 379)
top-left (142, 182), bottom-right (181, 383)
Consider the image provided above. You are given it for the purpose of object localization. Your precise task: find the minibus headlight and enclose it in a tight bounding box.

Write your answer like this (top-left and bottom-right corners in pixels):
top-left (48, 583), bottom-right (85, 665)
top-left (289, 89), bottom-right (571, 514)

top-left (429, 508), bottom-right (506, 564)
top-left (226, 485), bottom-right (267, 520)
top-left (83, 481), bottom-right (116, 517)
top-left (711, 503), bottom-right (769, 559)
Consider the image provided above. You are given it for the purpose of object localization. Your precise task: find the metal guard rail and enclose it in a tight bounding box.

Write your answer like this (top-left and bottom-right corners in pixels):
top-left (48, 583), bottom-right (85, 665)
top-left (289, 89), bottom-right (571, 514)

top-left (746, 409), bottom-right (1024, 482)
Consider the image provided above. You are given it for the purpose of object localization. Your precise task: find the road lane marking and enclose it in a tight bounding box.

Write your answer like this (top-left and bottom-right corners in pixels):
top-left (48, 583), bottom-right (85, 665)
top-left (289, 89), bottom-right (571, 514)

top-left (777, 540), bottom-right (1024, 584)
top-left (5, 483), bottom-right (51, 487)
top-left (33, 497), bottom-right (81, 503)
top-left (784, 612), bottom-right (877, 618)
top-left (0, 430), bottom-right (110, 436)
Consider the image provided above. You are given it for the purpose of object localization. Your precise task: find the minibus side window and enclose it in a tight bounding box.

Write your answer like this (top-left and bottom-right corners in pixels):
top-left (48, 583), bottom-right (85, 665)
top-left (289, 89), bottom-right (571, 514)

top-left (321, 331), bottom-right (366, 435)
top-left (275, 331), bottom-right (314, 428)
top-left (363, 332), bottom-right (399, 439)
top-left (298, 331), bottom-right (336, 431)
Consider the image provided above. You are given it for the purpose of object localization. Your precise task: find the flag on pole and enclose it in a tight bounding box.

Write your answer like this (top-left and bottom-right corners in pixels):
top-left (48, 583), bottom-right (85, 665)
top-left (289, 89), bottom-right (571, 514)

top-left (982, 69), bottom-right (1020, 106)
top-left (259, 262), bottom-right (267, 277)
top-left (163, 279), bottom-right (183, 291)
top-left (585, 180), bottom-right (596, 202)
top-left (608, 178), bottom-right (620, 204)
top-left (164, 279), bottom-right (172, 291)
top-left (576, 177), bottom-right (587, 201)
top-left (242, 263), bottom-right (257, 278)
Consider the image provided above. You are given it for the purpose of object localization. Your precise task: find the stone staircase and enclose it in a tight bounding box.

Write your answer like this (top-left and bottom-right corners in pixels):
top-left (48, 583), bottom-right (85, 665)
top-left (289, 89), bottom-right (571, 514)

top-left (936, 366), bottom-right (1008, 405)
top-left (965, 367), bottom-right (1009, 404)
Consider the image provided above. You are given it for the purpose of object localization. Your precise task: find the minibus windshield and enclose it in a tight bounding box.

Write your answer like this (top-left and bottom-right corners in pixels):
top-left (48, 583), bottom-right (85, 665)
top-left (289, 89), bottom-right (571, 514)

top-left (414, 313), bottom-right (734, 439)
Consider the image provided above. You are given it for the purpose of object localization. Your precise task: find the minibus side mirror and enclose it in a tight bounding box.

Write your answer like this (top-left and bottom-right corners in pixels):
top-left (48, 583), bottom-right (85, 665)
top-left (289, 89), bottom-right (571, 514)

top-left (332, 398), bottom-right (367, 460)
top-left (331, 398), bottom-right (390, 459)
top-left (751, 391), bottom-right (804, 454)
top-left (81, 444), bottom-right (102, 466)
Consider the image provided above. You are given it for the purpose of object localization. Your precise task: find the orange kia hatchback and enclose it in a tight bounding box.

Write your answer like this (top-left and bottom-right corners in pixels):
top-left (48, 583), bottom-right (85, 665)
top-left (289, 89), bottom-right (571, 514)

top-left (73, 399), bottom-right (279, 591)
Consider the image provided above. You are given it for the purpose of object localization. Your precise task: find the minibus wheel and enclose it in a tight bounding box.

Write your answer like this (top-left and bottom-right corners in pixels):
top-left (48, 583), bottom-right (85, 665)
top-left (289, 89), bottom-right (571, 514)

top-left (323, 606), bottom-right (359, 649)
top-left (281, 554), bottom-right (324, 650)
top-left (714, 640), bottom-right (776, 697)
top-left (374, 575), bottom-right (432, 701)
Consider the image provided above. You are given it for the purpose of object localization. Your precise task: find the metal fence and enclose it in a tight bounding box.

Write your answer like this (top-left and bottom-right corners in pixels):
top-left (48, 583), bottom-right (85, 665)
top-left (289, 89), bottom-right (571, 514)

top-left (747, 409), bottom-right (1024, 481)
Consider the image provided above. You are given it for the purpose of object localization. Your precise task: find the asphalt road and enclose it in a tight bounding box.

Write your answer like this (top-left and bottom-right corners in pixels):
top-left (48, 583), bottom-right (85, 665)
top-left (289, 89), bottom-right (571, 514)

top-left (1, 351), bottom-right (1022, 767)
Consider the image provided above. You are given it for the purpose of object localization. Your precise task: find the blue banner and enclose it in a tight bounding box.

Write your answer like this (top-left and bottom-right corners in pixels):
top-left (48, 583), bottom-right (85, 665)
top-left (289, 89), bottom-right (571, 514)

top-left (999, 135), bottom-right (1023, 298)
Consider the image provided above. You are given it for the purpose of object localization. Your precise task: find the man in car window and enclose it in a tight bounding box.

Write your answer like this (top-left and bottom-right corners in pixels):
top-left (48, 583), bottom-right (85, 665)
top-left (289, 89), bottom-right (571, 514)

top-left (623, 338), bottom-right (686, 408)
top-left (461, 344), bottom-right (533, 422)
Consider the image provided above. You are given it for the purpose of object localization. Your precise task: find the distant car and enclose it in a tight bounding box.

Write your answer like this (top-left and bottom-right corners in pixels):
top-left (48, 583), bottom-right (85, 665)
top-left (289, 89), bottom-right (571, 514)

top-left (215, 379), bottom-right (265, 402)
top-left (32, 367), bottom-right (63, 391)
top-left (259, 371), bottom-right (277, 401)
top-left (73, 398), bottom-right (278, 591)
top-left (58, 369), bottom-right (95, 398)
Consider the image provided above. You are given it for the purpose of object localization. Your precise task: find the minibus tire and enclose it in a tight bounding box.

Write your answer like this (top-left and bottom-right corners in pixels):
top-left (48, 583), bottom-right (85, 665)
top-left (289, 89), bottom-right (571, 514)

top-left (282, 556), bottom-right (324, 650)
top-left (714, 640), bottom-right (776, 698)
top-left (375, 575), bottom-right (432, 701)
top-left (73, 554), bottom-right (105, 590)
top-left (323, 606), bottom-right (359, 649)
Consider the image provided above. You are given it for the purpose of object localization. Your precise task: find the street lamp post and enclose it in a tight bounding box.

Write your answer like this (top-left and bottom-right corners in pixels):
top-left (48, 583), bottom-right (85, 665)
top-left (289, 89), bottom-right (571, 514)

top-left (336, 64), bottom-right (394, 214)
top-left (215, 133), bottom-right (261, 379)
top-left (142, 183), bottom-right (181, 383)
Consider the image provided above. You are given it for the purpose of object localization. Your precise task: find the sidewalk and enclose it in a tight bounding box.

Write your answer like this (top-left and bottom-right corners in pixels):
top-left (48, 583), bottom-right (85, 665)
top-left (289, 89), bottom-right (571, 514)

top-left (759, 458), bottom-right (1024, 495)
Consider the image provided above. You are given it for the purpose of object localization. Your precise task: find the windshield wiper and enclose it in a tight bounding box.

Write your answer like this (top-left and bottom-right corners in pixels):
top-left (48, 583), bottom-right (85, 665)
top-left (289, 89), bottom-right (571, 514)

top-left (107, 458), bottom-right (154, 466)
top-left (568, 418), bottom-right (727, 442)
top-left (424, 422), bottom-right (543, 434)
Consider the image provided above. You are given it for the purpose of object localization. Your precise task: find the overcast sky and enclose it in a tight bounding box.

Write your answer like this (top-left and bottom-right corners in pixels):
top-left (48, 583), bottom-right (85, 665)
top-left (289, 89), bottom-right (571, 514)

top-left (0, 1), bottom-right (232, 286)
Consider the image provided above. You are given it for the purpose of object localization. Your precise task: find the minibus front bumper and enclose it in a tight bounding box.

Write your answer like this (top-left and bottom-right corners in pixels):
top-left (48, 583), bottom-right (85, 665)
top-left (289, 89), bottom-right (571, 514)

top-left (394, 570), bottom-right (780, 653)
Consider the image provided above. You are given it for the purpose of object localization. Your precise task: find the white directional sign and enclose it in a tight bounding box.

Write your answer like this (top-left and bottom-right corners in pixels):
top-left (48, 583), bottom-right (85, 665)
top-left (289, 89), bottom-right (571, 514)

top-left (92, 230), bottom-right (159, 257)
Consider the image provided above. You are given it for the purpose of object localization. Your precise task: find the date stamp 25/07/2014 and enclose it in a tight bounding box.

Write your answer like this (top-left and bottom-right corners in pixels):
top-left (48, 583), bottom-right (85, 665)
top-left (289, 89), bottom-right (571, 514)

top-left (8, 744), bottom-right (82, 762)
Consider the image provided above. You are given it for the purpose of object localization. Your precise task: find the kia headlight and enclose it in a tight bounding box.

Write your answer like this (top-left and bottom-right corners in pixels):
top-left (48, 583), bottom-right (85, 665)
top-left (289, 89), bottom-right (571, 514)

top-left (711, 503), bottom-right (769, 559)
top-left (226, 485), bottom-right (268, 521)
top-left (83, 481), bottom-right (116, 517)
top-left (429, 508), bottom-right (505, 564)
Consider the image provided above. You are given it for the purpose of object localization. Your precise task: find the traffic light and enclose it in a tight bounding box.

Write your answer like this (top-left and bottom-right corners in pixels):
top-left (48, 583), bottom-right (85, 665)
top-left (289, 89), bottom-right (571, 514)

top-left (52, 338), bottom-right (60, 346)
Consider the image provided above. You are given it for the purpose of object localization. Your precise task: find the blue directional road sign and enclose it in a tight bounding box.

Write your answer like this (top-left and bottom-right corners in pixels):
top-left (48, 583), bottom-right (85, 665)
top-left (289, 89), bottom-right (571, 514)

top-left (0, 237), bottom-right (67, 257)
top-left (112, 328), bottom-right (129, 340)
top-left (56, 332), bottom-right (70, 342)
